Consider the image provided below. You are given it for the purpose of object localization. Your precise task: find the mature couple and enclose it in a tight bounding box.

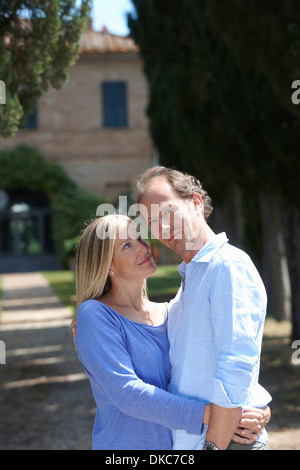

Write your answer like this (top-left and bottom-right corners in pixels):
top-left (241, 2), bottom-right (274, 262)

top-left (74, 166), bottom-right (271, 450)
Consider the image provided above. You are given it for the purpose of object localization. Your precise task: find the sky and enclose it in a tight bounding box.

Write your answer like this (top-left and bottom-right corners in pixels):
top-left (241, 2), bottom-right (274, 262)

top-left (91, 0), bottom-right (134, 35)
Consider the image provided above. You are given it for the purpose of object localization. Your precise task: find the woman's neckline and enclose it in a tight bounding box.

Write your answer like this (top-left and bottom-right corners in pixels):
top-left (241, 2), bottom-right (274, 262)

top-left (94, 299), bottom-right (168, 328)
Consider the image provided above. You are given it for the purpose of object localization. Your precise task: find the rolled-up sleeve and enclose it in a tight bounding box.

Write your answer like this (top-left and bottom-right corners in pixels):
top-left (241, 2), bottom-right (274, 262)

top-left (209, 257), bottom-right (267, 408)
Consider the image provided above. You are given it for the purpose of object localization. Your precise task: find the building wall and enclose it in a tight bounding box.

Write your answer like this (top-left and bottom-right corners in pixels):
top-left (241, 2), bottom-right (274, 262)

top-left (0, 52), bottom-right (155, 203)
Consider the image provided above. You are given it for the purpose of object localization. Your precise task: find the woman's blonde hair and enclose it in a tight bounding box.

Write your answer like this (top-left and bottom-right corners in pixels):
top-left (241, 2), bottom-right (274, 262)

top-left (75, 214), bottom-right (148, 316)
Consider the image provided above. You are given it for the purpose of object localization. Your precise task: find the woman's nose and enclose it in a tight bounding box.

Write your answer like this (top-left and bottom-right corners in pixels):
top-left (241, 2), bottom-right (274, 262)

top-left (138, 238), bottom-right (150, 253)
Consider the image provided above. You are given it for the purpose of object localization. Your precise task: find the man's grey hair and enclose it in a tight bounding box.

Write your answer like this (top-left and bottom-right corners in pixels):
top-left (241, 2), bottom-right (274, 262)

top-left (136, 166), bottom-right (213, 220)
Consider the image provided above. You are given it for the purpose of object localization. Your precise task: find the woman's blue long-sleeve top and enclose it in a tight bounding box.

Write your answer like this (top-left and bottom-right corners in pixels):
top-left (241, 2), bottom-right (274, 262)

top-left (75, 299), bottom-right (205, 450)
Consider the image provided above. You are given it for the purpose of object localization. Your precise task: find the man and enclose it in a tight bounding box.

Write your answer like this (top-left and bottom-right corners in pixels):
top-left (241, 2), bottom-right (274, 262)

top-left (137, 166), bottom-right (271, 450)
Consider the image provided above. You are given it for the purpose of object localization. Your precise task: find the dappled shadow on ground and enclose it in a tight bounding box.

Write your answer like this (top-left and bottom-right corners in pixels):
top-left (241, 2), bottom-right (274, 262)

top-left (259, 320), bottom-right (300, 449)
top-left (0, 315), bottom-right (299, 450)
top-left (0, 322), bottom-right (95, 450)
top-left (2, 286), bottom-right (60, 301)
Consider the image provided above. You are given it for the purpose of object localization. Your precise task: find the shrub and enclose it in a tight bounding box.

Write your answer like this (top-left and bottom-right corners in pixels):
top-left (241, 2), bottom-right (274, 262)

top-left (52, 185), bottom-right (104, 264)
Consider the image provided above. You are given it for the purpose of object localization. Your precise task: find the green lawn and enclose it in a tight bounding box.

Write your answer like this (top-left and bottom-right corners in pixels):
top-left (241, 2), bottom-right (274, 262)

top-left (42, 265), bottom-right (181, 309)
top-left (42, 270), bottom-right (76, 309)
top-left (147, 265), bottom-right (181, 296)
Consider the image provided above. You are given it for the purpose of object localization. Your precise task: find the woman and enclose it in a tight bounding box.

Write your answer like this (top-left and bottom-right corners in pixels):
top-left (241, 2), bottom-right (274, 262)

top-left (75, 215), bottom-right (266, 450)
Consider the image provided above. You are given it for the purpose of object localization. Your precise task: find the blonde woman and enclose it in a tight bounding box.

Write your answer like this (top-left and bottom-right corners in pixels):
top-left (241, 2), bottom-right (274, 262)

top-left (74, 215), bottom-right (266, 450)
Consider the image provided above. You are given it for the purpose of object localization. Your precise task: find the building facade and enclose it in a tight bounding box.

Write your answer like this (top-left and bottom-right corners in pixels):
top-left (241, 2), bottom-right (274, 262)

top-left (0, 23), bottom-right (155, 204)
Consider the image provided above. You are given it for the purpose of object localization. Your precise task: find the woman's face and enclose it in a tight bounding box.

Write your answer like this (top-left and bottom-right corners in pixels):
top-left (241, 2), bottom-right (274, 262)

top-left (110, 220), bottom-right (156, 281)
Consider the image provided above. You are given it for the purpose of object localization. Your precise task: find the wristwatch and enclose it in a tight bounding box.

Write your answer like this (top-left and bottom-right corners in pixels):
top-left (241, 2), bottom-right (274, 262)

top-left (203, 441), bottom-right (220, 450)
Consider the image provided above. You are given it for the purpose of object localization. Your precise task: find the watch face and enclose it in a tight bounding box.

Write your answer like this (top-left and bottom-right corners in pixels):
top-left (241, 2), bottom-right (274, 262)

top-left (204, 442), bottom-right (219, 450)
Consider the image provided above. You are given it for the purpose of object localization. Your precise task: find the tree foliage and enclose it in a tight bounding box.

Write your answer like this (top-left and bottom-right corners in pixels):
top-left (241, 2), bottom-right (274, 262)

top-left (0, 0), bottom-right (91, 137)
top-left (128, 0), bottom-right (300, 335)
top-left (209, 0), bottom-right (300, 120)
top-left (128, 0), bottom-right (300, 205)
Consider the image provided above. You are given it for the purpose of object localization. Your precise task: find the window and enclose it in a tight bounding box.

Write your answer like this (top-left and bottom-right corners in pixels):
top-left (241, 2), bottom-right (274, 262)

top-left (21, 107), bottom-right (38, 130)
top-left (102, 81), bottom-right (128, 127)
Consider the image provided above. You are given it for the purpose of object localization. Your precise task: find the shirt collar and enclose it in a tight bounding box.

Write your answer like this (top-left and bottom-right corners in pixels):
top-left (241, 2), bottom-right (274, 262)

top-left (178, 232), bottom-right (229, 274)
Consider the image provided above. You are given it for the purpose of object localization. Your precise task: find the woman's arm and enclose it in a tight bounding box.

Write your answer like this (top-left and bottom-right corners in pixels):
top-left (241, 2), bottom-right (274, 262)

top-left (73, 311), bottom-right (269, 442)
top-left (75, 302), bottom-right (207, 435)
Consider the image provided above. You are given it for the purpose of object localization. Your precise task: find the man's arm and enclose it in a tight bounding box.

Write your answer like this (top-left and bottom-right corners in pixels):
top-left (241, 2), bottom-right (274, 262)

top-left (205, 404), bottom-right (242, 449)
top-left (206, 257), bottom-right (270, 449)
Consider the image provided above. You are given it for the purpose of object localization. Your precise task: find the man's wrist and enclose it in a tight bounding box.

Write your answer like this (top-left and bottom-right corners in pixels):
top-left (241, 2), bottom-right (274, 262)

top-left (203, 441), bottom-right (220, 450)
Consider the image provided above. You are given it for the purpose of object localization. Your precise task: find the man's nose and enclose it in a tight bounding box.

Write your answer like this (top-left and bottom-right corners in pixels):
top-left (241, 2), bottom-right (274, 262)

top-left (160, 222), bottom-right (171, 238)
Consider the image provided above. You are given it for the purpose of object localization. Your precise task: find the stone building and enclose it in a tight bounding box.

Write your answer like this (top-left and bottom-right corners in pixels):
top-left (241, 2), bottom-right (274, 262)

top-left (0, 22), bottom-right (156, 204)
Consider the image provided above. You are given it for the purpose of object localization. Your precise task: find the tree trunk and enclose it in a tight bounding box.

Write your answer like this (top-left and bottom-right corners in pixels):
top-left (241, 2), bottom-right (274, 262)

top-left (259, 189), bottom-right (291, 321)
top-left (283, 204), bottom-right (300, 341)
top-left (210, 184), bottom-right (244, 248)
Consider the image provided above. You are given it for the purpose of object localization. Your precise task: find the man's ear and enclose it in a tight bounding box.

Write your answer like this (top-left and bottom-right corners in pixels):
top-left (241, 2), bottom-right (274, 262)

top-left (192, 193), bottom-right (203, 212)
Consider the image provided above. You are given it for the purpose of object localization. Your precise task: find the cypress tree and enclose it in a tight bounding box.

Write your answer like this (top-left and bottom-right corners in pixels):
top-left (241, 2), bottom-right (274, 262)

top-left (128, 0), bottom-right (300, 336)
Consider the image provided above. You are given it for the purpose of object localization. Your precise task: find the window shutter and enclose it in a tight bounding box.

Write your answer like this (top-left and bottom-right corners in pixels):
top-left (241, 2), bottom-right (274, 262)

top-left (102, 82), bottom-right (128, 127)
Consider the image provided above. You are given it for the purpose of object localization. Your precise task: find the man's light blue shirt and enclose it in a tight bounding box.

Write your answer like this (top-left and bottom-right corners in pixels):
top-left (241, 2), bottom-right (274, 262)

top-left (168, 233), bottom-right (272, 450)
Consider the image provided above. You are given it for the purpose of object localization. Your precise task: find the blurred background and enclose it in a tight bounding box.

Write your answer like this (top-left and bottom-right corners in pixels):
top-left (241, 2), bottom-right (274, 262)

top-left (0, 0), bottom-right (299, 450)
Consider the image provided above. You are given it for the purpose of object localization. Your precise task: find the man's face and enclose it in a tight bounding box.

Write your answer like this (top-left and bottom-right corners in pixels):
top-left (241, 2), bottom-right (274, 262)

top-left (139, 177), bottom-right (205, 255)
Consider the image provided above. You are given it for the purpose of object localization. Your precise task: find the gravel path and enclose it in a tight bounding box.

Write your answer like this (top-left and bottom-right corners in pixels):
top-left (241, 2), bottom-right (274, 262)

top-left (0, 273), bottom-right (94, 450)
top-left (0, 272), bottom-right (299, 450)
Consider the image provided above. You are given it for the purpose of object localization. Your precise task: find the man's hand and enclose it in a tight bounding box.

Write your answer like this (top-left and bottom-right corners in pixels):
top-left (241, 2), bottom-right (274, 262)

top-left (204, 404), bottom-right (271, 449)
top-left (232, 406), bottom-right (271, 445)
